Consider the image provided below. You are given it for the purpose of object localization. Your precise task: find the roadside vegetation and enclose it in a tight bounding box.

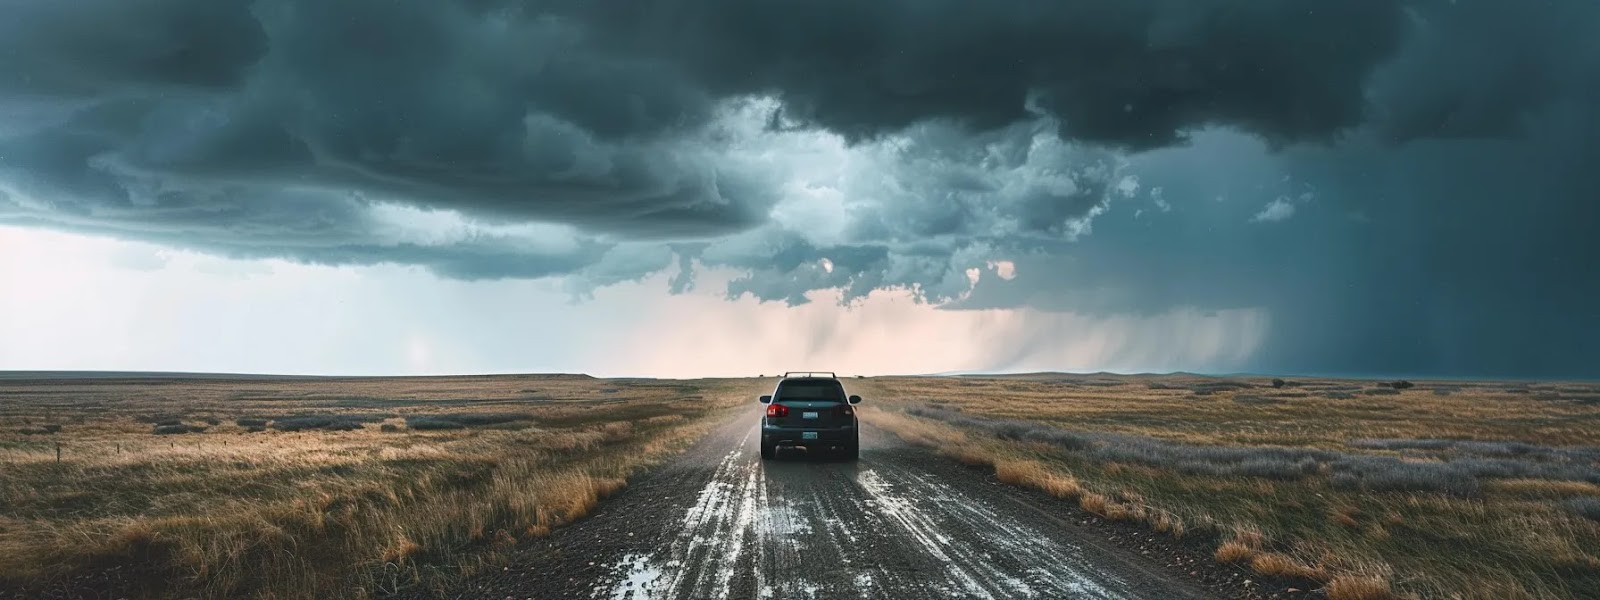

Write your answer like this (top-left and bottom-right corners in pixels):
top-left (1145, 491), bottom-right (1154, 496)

top-left (858, 375), bottom-right (1600, 600)
top-left (0, 375), bottom-right (746, 598)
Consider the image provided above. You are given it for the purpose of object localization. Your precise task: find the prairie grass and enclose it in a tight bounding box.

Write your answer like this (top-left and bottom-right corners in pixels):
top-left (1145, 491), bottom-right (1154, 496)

top-left (1327, 575), bottom-right (1395, 600)
top-left (0, 375), bottom-right (747, 598)
top-left (858, 375), bottom-right (1600, 599)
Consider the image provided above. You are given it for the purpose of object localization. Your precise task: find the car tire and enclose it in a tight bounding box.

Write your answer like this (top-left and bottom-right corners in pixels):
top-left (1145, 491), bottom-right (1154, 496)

top-left (842, 440), bottom-right (859, 461)
top-left (760, 440), bottom-right (776, 460)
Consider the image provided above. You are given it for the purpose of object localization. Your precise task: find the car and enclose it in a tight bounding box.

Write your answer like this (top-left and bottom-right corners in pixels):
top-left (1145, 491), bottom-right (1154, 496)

top-left (759, 371), bottom-right (862, 460)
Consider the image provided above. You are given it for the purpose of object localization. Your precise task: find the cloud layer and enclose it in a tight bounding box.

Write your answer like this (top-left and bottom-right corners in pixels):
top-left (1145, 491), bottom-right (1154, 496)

top-left (2, 0), bottom-right (1598, 376)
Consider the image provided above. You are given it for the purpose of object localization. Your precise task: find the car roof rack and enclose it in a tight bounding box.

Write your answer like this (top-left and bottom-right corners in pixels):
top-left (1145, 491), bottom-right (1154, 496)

top-left (783, 371), bottom-right (837, 379)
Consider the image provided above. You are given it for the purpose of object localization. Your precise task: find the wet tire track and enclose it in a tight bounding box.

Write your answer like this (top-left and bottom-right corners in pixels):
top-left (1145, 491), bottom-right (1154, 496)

top-left (449, 410), bottom-right (1210, 600)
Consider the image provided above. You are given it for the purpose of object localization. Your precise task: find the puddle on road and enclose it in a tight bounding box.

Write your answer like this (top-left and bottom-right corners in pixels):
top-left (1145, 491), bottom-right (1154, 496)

top-left (601, 553), bottom-right (663, 600)
top-left (853, 572), bottom-right (875, 589)
top-left (595, 428), bottom-right (762, 600)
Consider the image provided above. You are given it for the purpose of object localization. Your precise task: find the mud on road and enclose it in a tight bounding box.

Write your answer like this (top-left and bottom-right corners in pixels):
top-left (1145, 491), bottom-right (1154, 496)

top-left (441, 411), bottom-right (1245, 599)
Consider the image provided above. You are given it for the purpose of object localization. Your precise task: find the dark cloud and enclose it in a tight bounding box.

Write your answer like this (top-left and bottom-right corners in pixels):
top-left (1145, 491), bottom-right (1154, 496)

top-left (0, 0), bottom-right (266, 94)
top-left (562, 0), bottom-right (1406, 149)
top-left (2, 0), bottom-right (1411, 266)
top-left (1369, 0), bottom-right (1600, 142)
top-left (2, 0), bottom-right (1598, 377)
top-left (0, 0), bottom-right (775, 266)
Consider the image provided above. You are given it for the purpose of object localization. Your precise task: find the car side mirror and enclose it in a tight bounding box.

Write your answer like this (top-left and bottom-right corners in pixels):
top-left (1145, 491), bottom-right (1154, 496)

top-left (759, 395), bottom-right (772, 404)
top-left (848, 395), bottom-right (862, 405)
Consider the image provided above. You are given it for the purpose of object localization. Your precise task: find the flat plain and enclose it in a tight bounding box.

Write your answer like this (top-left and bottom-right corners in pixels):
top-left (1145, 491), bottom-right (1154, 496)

top-left (857, 375), bottom-right (1600, 599)
top-left (0, 374), bottom-right (746, 598)
top-left (2, 373), bottom-right (1598, 599)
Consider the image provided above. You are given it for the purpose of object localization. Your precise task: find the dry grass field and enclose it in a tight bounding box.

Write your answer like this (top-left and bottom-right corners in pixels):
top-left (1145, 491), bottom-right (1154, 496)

top-left (856, 375), bottom-right (1600, 600)
top-left (7, 373), bottom-right (1598, 599)
top-left (0, 374), bottom-right (747, 599)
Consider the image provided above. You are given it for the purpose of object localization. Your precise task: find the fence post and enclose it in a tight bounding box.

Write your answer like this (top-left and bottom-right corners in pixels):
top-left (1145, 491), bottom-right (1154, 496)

top-left (55, 442), bottom-right (61, 464)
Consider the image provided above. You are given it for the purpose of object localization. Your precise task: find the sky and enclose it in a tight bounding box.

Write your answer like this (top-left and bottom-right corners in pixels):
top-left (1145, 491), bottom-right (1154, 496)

top-left (1, 0), bottom-right (1597, 378)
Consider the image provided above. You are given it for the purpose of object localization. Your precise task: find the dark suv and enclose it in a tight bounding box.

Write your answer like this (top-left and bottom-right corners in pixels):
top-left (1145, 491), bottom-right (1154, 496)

top-left (759, 372), bottom-right (862, 460)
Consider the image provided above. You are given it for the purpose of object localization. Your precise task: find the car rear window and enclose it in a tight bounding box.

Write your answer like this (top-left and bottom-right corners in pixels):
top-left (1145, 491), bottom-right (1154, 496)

top-left (775, 380), bottom-right (845, 402)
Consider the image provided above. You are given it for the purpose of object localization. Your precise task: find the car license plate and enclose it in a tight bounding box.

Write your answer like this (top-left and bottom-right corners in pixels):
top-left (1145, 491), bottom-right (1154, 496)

top-left (802, 411), bottom-right (819, 419)
top-left (802, 431), bottom-right (818, 440)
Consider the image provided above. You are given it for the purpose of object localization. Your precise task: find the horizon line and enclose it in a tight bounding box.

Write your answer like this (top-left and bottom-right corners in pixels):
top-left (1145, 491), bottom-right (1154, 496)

top-left (0, 369), bottom-right (1592, 383)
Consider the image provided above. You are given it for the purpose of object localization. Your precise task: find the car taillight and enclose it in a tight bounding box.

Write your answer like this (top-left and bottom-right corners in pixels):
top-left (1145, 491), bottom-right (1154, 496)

top-left (766, 404), bottom-right (788, 418)
top-left (837, 405), bottom-right (854, 417)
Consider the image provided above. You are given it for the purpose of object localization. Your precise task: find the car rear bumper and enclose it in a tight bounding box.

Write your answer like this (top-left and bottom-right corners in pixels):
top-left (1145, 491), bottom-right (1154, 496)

top-left (762, 423), bottom-right (857, 446)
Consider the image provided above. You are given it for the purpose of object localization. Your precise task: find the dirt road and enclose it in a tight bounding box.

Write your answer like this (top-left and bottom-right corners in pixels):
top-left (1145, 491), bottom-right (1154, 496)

top-left (448, 409), bottom-right (1216, 599)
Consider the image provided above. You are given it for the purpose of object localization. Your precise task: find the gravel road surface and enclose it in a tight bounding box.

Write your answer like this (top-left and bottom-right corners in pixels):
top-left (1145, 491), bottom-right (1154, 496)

top-left (448, 410), bottom-right (1220, 599)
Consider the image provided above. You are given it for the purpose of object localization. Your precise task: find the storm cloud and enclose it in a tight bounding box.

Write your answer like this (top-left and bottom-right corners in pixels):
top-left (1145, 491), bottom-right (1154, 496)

top-left (556, 0), bottom-right (1404, 147)
top-left (2, 0), bottom-right (1597, 377)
